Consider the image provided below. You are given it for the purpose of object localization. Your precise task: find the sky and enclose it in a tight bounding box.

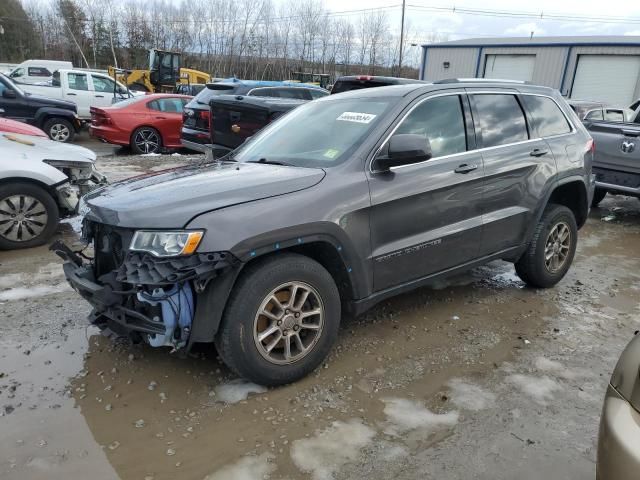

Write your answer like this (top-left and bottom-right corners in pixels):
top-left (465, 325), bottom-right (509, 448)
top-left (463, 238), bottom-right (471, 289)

top-left (317, 0), bottom-right (640, 45)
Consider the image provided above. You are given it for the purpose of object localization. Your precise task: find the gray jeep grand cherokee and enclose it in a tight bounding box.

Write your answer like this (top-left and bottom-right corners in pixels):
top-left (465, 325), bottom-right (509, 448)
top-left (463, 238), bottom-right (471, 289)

top-left (55, 80), bottom-right (595, 386)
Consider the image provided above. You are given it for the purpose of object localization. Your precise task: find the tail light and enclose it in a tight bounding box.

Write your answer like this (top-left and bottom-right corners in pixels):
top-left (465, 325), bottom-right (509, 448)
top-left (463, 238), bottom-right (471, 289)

top-left (586, 138), bottom-right (595, 153)
top-left (196, 110), bottom-right (210, 130)
top-left (357, 75), bottom-right (373, 81)
top-left (91, 112), bottom-right (111, 126)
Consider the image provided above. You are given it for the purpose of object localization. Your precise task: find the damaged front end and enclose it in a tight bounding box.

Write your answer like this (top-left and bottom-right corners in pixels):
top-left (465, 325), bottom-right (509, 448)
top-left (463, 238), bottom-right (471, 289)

top-left (44, 160), bottom-right (107, 215)
top-left (52, 221), bottom-right (239, 352)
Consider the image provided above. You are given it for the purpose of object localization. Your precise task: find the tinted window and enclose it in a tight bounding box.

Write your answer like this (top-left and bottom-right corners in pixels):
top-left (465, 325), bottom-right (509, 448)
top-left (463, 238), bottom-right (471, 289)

top-left (248, 87), bottom-right (281, 98)
top-left (309, 89), bottom-right (329, 99)
top-left (28, 67), bottom-right (51, 77)
top-left (604, 109), bottom-right (624, 122)
top-left (278, 88), bottom-right (310, 100)
top-left (68, 73), bottom-right (88, 91)
top-left (522, 95), bottom-right (572, 137)
top-left (395, 95), bottom-right (467, 158)
top-left (192, 84), bottom-right (240, 105)
top-left (92, 75), bottom-right (117, 93)
top-left (473, 94), bottom-right (528, 147)
top-left (148, 98), bottom-right (184, 113)
top-left (9, 68), bottom-right (25, 79)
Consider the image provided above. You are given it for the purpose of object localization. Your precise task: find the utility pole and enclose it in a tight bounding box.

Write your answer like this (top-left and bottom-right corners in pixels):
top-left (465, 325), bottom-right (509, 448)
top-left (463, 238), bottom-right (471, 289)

top-left (398, 0), bottom-right (406, 77)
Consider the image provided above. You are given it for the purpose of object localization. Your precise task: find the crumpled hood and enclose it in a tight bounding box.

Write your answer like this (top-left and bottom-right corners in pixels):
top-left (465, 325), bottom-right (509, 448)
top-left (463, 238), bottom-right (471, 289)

top-left (83, 161), bottom-right (325, 228)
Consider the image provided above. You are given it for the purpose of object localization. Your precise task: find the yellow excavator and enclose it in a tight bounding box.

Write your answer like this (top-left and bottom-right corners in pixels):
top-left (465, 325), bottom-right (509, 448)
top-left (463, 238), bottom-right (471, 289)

top-left (108, 49), bottom-right (210, 93)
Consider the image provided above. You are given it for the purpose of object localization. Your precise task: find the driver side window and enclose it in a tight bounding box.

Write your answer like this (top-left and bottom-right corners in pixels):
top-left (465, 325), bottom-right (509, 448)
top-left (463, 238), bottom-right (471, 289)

top-left (395, 95), bottom-right (467, 159)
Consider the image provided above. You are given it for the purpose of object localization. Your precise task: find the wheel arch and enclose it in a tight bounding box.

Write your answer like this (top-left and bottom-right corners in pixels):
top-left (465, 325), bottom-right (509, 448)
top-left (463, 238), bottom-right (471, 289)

top-left (546, 178), bottom-right (589, 229)
top-left (130, 125), bottom-right (163, 149)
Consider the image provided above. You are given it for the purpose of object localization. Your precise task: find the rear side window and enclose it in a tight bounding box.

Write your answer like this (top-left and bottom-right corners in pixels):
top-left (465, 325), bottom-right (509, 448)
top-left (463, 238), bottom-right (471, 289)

top-left (473, 94), bottom-right (528, 147)
top-left (248, 87), bottom-right (281, 98)
top-left (309, 89), bottom-right (329, 99)
top-left (604, 109), bottom-right (624, 122)
top-left (193, 84), bottom-right (239, 105)
top-left (28, 67), bottom-right (51, 77)
top-left (522, 95), bottom-right (572, 137)
top-left (148, 98), bottom-right (184, 113)
top-left (395, 95), bottom-right (467, 158)
top-left (584, 109), bottom-right (603, 121)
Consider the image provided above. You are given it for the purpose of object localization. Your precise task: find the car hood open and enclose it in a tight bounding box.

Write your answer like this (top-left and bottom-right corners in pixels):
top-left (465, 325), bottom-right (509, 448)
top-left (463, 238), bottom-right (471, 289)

top-left (83, 161), bottom-right (325, 228)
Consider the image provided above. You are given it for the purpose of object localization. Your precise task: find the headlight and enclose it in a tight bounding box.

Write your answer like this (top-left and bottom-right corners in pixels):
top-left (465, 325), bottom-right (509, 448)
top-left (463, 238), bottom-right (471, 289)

top-left (44, 159), bottom-right (94, 169)
top-left (130, 230), bottom-right (204, 257)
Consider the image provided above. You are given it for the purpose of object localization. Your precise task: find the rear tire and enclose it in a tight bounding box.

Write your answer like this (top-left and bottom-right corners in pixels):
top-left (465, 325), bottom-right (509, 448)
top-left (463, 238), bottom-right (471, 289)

top-left (591, 188), bottom-right (607, 207)
top-left (515, 204), bottom-right (577, 288)
top-left (43, 117), bottom-right (75, 143)
top-left (215, 253), bottom-right (341, 386)
top-left (0, 182), bottom-right (59, 250)
top-left (131, 126), bottom-right (162, 154)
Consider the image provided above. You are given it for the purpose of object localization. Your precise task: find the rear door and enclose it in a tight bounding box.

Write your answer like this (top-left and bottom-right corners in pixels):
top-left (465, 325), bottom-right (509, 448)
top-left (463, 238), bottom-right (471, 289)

top-left (147, 97), bottom-right (185, 146)
top-left (90, 74), bottom-right (122, 109)
top-left (468, 91), bottom-right (555, 256)
top-left (0, 79), bottom-right (33, 122)
top-left (64, 72), bottom-right (91, 117)
top-left (367, 92), bottom-right (485, 291)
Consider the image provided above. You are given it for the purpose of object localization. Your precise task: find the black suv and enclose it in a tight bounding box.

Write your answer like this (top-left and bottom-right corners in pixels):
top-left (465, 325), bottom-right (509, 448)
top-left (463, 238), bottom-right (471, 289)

top-left (0, 73), bottom-right (81, 141)
top-left (56, 80), bottom-right (594, 386)
top-left (181, 80), bottom-right (328, 152)
top-left (330, 75), bottom-right (427, 94)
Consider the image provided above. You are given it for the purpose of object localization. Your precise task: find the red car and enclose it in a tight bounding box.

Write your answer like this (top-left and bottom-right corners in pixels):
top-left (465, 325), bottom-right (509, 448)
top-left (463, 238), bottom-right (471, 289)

top-left (90, 94), bottom-right (192, 154)
top-left (0, 117), bottom-right (47, 137)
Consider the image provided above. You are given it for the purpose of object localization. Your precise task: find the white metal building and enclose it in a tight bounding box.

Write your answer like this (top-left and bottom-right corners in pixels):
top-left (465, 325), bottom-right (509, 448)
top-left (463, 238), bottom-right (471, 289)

top-left (419, 36), bottom-right (640, 106)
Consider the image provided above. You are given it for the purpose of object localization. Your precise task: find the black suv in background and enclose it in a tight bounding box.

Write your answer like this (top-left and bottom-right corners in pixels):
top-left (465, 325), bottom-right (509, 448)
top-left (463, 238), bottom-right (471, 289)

top-left (330, 75), bottom-right (426, 94)
top-left (57, 80), bottom-right (594, 386)
top-left (181, 80), bottom-right (328, 152)
top-left (0, 73), bottom-right (81, 142)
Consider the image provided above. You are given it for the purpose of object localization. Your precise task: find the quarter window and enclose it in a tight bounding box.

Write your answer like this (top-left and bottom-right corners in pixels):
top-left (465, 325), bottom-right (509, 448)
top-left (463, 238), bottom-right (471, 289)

top-left (604, 109), bottom-right (624, 122)
top-left (473, 94), bottom-right (528, 148)
top-left (522, 95), bottom-right (572, 137)
top-left (395, 95), bottom-right (467, 158)
top-left (584, 109), bottom-right (604, 121)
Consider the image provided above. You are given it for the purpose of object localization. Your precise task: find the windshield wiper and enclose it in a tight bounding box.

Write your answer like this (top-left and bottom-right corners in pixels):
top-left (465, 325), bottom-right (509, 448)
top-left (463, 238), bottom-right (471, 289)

top-left (248, 158), bottom-right (293, 166)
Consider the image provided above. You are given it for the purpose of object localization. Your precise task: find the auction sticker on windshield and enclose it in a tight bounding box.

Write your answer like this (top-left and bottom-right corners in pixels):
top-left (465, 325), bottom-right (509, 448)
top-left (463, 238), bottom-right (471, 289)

top-left (337, 112), bottom-right (377, 124)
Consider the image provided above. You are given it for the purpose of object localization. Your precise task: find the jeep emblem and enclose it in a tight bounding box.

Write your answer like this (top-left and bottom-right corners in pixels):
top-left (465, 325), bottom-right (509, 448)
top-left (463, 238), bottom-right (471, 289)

top-left (621, 140), bottom-right (635, 153)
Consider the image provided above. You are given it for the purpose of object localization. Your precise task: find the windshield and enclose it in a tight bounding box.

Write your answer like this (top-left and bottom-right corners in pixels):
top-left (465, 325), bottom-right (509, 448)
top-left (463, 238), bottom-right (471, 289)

top-left (233, 97), bottom-right (392, 168)
top-left (0, 74), bottom-right (24, 95)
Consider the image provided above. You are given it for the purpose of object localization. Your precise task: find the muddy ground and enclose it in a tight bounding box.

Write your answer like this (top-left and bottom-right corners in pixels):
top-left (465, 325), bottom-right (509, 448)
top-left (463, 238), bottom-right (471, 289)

top-left (1, 152), bottom-right (639, 480)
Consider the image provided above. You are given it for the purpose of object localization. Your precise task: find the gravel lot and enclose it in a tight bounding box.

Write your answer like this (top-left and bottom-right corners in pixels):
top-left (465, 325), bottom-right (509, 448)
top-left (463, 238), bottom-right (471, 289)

top-left (1, 145), bottom-right (639, 480)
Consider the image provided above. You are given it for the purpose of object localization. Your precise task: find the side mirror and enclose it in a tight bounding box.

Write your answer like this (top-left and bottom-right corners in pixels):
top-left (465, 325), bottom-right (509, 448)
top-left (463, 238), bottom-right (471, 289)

top-left (374, 134), bottom-right (432, 171)
top-left (2, 89), bottom-right (17, 99)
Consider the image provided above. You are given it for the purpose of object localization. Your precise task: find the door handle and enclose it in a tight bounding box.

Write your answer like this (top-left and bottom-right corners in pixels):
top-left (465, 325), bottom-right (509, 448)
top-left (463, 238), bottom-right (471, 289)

top-left (95, 95), bottom-right (104, 98)
top-left (155, 116), bottom-right (167, 120)
top-left (454, 163), bottom-right (478, 174)
top-left (530, 148), bottom-right (548, 157)
top-left (67, 93), bottom-right (77, 96)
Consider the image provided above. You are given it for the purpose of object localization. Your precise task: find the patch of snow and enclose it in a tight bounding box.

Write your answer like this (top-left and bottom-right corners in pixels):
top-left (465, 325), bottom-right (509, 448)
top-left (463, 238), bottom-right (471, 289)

top-left (290, 419), bottom-right (376, 480)
top-left (447, 379), bottom-right (496, 411)
top-left (203, 453), bottom-right (275, 480)
top-left (534, 356), bottom-right (577, 379)
top-left (602, 215), bottom-right (616, 222)
top-left (507, 374), bottom-right (560, 405)
top-left (140, 152), bottom-right (161, 157)
top-left (171, 152), bottom-right (182, 156)
top-left (381, 397), bottom-right (459, 435)
top-left (0, 284), bottom-right (71, 302)
top-left (214, 379), bottom-right (267, 404)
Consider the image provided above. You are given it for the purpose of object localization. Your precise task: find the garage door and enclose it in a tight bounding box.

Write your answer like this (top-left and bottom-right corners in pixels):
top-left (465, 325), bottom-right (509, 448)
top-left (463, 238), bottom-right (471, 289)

top-left (571, 55), bottom-right (640, 105)
top-left (483, 54), bottom-right (535, 82)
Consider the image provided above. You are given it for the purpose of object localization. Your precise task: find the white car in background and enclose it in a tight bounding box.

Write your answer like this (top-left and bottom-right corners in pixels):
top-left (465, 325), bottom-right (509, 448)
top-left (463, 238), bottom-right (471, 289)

top-left (0, 132), bottom-right (106, 250)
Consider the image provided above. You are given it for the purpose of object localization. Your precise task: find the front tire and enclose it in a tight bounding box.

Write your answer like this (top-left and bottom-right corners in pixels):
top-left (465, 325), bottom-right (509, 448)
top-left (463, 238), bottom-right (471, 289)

top-left (0, 182), bottom-right (59, 250)
top-left (215, 254), bottom-right (341, 386)
top-left (515, 204), bottom-right (578, 288)
top-left (43, 117), bottom-right (75, 143)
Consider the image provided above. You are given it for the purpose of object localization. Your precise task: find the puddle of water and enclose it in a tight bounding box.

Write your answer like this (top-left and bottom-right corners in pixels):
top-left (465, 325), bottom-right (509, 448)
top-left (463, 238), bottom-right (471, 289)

top-left (203, 453), bottom-right (275, 480)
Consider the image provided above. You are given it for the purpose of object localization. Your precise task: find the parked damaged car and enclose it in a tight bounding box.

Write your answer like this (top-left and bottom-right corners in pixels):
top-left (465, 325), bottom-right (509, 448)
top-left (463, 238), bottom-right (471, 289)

top-left (0, 132), bottom-right (106, 249)
top-left (54, 80), bottom-right (593, 386)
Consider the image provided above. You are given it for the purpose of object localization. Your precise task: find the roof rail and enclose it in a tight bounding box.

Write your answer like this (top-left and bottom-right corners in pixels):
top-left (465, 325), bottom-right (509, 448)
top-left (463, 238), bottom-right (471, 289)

top-left (433, 78), bottom-right (529, 84)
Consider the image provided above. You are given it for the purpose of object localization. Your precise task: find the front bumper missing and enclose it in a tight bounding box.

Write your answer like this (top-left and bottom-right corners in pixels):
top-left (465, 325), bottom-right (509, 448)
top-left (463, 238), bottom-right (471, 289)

top-left (51, 240), bottom-right (239, 345)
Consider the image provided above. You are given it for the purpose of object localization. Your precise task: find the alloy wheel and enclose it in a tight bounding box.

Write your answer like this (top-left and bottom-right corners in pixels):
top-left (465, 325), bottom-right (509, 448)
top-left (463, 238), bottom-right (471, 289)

top-left (544, 221), bottom-right (571, 273)
top-left (134, 129), bottom-right (160, 154)
top-left (49, 123), bottom-right (70, 142)
top-left (0, 194), bottom-right (49, 242)
top-left (253, 281), bottom-right (325, 365)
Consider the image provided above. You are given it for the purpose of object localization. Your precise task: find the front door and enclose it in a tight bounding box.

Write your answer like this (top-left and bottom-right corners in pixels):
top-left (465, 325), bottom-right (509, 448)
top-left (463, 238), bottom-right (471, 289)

top-left (367, 93), bottom-right (485, 292)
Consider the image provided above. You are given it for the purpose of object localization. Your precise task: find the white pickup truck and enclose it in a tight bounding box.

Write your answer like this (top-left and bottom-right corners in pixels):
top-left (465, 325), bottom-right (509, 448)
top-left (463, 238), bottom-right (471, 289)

top-left (20, 69), bottom-right (134, 119)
